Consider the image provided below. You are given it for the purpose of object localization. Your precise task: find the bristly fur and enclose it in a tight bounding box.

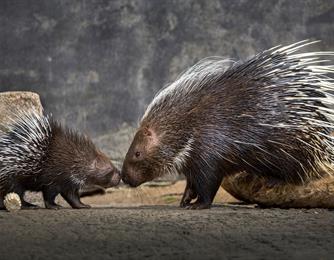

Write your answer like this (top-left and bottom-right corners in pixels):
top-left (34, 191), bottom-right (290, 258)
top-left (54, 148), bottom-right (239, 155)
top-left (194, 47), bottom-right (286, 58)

top-left (122, 40), bottom-right (334, 209)
top-left (0, 111), bottom-right (120, 209)
top-left (0, 111), bottom-right (52, 189)
top-left (143, 40), bottom-right (334, 182)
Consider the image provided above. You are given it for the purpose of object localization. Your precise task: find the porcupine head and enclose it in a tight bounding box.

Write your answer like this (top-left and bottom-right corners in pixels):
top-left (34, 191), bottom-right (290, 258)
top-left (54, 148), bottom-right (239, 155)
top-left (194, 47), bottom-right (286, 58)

top-left (45, 118), bottom-right (121, 189)
top-left (122, 40), bottom-right (334, 209)
top-left (121, 125), bottom-right (162, 187)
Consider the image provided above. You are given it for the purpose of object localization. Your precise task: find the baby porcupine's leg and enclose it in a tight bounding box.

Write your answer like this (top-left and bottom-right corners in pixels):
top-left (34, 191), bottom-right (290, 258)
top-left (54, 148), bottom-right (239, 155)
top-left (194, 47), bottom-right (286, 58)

top-left (43, 188), bottom-right (62, 209)
top-left (180, 181), bottom-right (197, 208)
top-left (61, 189), bottom-right (91, 209)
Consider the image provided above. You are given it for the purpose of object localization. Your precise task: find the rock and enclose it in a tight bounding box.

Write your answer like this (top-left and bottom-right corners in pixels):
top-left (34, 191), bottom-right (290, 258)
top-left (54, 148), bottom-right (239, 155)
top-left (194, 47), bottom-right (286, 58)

top-left (0, 91), bottom-right (43, 132)
top-left (222, 166), bottom-right (334, 208)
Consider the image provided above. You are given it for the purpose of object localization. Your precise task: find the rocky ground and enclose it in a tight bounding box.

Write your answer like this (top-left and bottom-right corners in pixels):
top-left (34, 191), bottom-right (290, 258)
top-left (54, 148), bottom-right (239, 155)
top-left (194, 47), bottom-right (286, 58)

top-left (1, 182), bottom-right (333, 260)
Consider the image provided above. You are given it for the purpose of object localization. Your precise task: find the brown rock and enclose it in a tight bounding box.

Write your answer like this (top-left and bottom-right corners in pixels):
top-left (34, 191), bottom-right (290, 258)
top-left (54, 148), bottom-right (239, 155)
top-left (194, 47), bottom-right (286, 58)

top-left (222, 166), bottom-right (334, 208)
top-left (0, 91), bottom-right (43, 132)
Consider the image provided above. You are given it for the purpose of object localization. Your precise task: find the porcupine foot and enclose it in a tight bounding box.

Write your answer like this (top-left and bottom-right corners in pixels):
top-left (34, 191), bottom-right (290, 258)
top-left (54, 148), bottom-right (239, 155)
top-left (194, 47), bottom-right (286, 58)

top-left (43, 189), bottom-right (62, 209)
top-left (45, 201), bottom-right (62, 210)
top-left (185, 193), bottom-right (213, 210)
top-left (180, 181), bottom-right (197, 208)
top-left (186, 200), bottom-right (212, 210)
top-left (183, 171), bottom-right (223, 210)
top-left (61, 190), bottom-right (91, 209)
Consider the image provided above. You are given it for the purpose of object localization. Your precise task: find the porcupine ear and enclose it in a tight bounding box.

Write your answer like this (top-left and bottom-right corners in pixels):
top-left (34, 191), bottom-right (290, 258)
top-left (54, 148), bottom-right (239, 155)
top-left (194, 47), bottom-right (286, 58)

top-left (92, 151), bottom-right (111, 170)
top-left (140, 126), bottom-right (159, 152)
top-left (143, 127), bottom-right (152, 136)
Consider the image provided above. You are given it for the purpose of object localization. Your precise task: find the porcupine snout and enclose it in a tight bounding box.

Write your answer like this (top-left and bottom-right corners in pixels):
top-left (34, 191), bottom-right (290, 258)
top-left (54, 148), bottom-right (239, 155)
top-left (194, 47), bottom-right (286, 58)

top-left (102, 160), bottom-right (121, 187)
top-left (88, 152), bottom-right (121, 188)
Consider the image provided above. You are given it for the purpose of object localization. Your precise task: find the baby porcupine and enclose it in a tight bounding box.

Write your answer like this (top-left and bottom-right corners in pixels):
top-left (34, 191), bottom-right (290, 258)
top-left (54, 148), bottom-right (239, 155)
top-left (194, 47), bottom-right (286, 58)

top-left (0, 111), bottom-right (121, 209)
top-left (122, 40), bottom-right (334, 209)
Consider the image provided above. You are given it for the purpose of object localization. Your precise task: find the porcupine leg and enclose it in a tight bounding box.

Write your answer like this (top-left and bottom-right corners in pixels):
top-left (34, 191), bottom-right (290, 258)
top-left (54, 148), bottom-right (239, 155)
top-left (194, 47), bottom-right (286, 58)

top-left (61, 189), bottom-right (91, 209)
top-left (180, 180), bottom-right (197, 208)
top-left (43, 188), bottom-right (62, 209)
top-left (0, 195), bottom-right (4, 210)
top-left (186, 169), bottom-right (223, 210)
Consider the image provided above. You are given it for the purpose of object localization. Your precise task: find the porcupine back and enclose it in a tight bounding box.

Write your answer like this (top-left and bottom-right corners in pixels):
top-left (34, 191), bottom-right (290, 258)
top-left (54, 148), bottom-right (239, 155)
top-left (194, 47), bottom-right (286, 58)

top-left (142, 40), bottom-right (334, 184)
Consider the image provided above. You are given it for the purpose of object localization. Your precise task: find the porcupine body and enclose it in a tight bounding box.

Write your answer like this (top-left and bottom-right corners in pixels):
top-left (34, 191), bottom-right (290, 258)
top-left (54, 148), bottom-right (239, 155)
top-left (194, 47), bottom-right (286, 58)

top-left (0, 111), bottom-right (121, 209)
top-left (121, 40), bottom-right (334, 209)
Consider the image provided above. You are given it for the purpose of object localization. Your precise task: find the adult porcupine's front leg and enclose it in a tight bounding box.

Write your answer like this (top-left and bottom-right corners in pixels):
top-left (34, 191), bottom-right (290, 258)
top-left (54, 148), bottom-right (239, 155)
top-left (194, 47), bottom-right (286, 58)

top-left (180, 180), bottom-right (197, 208)
top-left (185, 169), bottom-right (223, 210)
top-left (61, 189), bottom-right (91, 209)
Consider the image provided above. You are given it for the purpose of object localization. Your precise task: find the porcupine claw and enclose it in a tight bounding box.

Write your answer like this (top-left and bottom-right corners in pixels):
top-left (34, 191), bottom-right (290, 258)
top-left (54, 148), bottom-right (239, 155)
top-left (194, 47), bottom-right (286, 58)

top-left (185, 202), bottom-right (211, 210)
top-left (44, 201), bottom-right (62, 210)
top-left (180, 181), bottom-right (197, 208)
top-left (61, 190), bottom-right (91, 209)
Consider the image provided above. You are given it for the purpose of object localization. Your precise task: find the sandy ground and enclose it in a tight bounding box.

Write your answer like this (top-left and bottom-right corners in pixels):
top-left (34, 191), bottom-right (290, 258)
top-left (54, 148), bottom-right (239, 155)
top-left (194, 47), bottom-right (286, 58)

top-left (83, 180), bottom-right (238, 207)
top-left (1, 182), bottom-right (334, 260)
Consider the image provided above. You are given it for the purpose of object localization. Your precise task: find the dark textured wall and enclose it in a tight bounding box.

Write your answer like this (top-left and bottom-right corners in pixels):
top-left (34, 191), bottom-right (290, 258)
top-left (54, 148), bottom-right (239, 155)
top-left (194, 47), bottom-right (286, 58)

top-left (1, 0), bottom-right (334, 159)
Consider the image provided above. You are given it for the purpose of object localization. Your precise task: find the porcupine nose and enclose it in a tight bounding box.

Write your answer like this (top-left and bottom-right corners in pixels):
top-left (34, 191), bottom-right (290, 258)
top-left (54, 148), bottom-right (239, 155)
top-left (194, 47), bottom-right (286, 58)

top-left (120, 168), bottom-right (140, 187)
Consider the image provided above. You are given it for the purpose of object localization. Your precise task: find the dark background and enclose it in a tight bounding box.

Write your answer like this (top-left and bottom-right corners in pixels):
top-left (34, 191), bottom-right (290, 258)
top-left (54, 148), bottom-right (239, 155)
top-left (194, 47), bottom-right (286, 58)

top-left (1, 0), bottom-right (334, 160)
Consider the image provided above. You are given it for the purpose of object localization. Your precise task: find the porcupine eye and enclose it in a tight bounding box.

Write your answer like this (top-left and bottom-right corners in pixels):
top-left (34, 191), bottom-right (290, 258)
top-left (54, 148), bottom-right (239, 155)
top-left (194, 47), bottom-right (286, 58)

top-left (135, 151), bottom-right (141, 158)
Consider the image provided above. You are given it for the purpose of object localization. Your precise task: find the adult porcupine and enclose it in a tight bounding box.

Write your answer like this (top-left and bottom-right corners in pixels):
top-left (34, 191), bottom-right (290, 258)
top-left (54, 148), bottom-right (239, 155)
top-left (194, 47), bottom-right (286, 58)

top-left (0, 111), bottom-right (121, 209)
top-left (122, 40), bottom-right (334, 209)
